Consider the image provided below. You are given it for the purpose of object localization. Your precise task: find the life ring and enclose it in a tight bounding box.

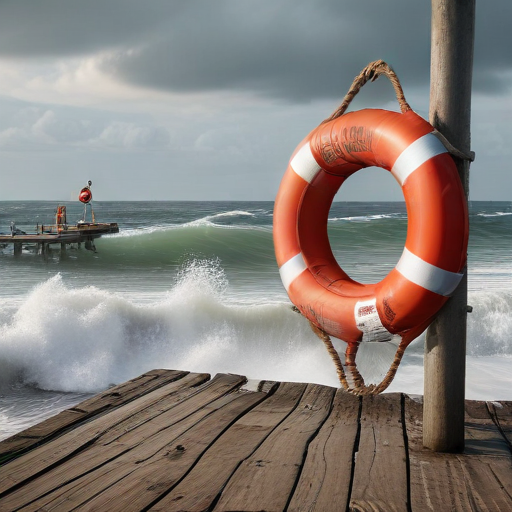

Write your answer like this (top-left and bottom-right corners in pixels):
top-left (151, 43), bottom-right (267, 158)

top-left (79, 187), bottom-right (92, 204)
top-left (273, 108), bottom-right (468, 347)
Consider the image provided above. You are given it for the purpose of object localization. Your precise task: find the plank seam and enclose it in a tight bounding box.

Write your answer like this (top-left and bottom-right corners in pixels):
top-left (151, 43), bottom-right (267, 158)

top-left (10, 377), bottom-right (252, 510)
top-left (283, 388), bottom-right (337, 512)
top-left (486, 401), bottom-right (512, 456)
top-left (6, 380), bottom-right (249, 510)
top-left (139, 390), bottom-right (273, 512)
top-left (0, 431), bottom-right (130, 502)
top-left (345, 395), bottom-right (363, 512)
top-left (0, 371), bottom-right (192, 466)
top-left (101, 374), bottom-right (238, 448)
top-left (206, 382), bottom-right (308, 512)
top-left (457, 454), bottom-right (483, 511)
top-left (0, 374), bottom-right (214, 502)
top-left (487, 462), bottom-right (512, 503)
top-left (401, 393), bottom-right (413, 512)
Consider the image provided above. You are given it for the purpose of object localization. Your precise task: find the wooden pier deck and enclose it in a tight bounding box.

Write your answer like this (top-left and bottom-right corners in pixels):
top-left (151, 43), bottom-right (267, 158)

top-left (0, 369), bottom-right (511, 511)
top-left (0, 223), bottom-right (119, 255)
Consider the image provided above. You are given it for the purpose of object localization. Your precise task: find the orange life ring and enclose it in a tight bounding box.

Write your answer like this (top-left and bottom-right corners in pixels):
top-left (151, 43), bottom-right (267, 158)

top-left (273, 109), bottom-right (468, 347)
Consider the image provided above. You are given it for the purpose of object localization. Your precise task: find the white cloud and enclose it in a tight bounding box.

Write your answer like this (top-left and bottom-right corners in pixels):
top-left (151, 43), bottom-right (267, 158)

top-left (0, 105), bottom-right (170, 150)
top-left (90, 121), bottom-right (169, 148)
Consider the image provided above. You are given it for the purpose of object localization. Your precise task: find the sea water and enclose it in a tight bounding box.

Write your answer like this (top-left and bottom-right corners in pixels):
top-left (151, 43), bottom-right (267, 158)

top-left (0, 200), bottom-right (511, 440)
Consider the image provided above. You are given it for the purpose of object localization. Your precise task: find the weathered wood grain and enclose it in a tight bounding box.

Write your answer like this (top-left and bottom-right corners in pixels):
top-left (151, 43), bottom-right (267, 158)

top-left (25, 390), bottom-right (267, 512)
top-left (424, 0), bottom-right (475, 455)
top-left (0, 371), bottom-right (218, 497)
top-left (213, 383), bottom-right (335, 512)
top-left (149, 382), bottom-right (306, 511)
top-left (405, 395), bottom-right (512, 511)
top-left (487, 401), bottom-right (512, 450)
top-left (349, 393), bottom-right (408, 512)
top-left (0, 369), bottom-right (189, 463)
top-left (287, 389), bottom-right (360, 512)
top-left (465, 401), bottom-right (511, 456)
top-left (2, 369), bottom-right (512, 512)
top-left (0, 373), bottom-right (244, 509)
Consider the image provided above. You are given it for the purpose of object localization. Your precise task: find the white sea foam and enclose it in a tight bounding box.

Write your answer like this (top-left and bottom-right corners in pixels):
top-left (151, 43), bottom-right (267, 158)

top-left (0, 263), bottom-right (511, 399)
top-left (113, 225), bottom-right (180, 238)
top-left (108, 212), bottom-right (267, 238)
top-left (0, 264), bottom-right (335, 392)
top-left (184, 210), bottom-right (254, 225)
top-left (328, 213), bottom-right (405, 222)
top-left (477, 212), bottom-right (512, 217)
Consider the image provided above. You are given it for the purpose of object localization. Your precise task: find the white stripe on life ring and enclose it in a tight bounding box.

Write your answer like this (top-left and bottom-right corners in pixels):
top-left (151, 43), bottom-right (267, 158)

top-left (395, 247), bottom-right (463, 296)
top-left (279, 252), bottom-right (307, 292)
top-left (290, 143), bottom-right (322, 184)
top-left (391, 133), bottom-right (447, 186)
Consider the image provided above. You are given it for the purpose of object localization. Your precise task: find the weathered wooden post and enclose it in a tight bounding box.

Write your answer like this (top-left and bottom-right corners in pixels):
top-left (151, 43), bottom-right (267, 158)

top-left (423, 0), bottom-right (475, 452)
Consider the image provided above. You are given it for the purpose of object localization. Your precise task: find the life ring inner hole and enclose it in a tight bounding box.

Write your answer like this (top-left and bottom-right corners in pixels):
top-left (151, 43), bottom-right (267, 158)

top-left (326, 167), bottom-right (407, 285)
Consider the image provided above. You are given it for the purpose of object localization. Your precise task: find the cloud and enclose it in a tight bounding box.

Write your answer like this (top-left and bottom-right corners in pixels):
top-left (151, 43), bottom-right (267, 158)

top-left (0, 1), bottom-right (511, 202)
top-left (0, 1), bottom-right (510, 102)
top-left (0, 105), bottom-right (169, 149)
top-left (0, 0), bottom-right (167, 57)
top-left (90, 122), bottom-right (169, 148)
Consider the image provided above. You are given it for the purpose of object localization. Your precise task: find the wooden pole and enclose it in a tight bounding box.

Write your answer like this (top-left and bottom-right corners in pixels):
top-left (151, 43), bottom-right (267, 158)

top-left (423, 0), bottom-right (475, 452)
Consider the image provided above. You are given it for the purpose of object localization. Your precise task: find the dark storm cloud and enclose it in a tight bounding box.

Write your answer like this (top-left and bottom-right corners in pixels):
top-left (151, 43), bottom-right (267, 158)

top-left (0, 0), bottom-right (510, 100)
top-left (0, 0), bottom-right (177, 57)
top-left (100, 1), bottom-right (432, 102)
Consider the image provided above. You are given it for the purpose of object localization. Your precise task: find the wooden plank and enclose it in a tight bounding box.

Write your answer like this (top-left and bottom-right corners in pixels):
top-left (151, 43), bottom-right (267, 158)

top-left (23, 389), bottom-right (267, 512)
top-left (0, 371), bottom-right (216, 497)
top-left (96, 373), bottom-right (245, 447)
top-left (14, 392), bottom-right (244, 512)
top-left (487, 401), bottom-right (512, 449)
top-left (465, 401), bottom-right (511, 456)
top-left (349, 393), bottom-right (408, 512)
top-left (213, 383), bottom-right (335, 512)
top-left (406, 395), bottom-right (472, 511)
top-left (405, 395), bottom-right (512, 511)
top-left (287, 389), bottom-right (360, 512)
top-left (0, 369), bottom-right (188, 463)
top-left (149, 381), bottom-right (306, 511)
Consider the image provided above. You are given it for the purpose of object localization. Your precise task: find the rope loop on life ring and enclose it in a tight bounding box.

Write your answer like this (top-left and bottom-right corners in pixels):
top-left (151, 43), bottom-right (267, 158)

top-left (324, 60), bottom-right (412, 122)
top-left (274, 60), bottom-right (469, 395)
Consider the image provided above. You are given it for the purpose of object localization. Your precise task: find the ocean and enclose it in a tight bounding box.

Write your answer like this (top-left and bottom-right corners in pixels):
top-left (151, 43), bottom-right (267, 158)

top-left (0, 200), bottom-right (511, 441)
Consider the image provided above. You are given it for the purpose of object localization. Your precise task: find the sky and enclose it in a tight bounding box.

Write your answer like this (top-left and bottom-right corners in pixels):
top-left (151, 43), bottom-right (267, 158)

top-left (0, 1), bottom-right (510, 202)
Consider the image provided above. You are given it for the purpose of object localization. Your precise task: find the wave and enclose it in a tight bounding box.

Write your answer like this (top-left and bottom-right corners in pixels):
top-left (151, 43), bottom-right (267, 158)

top-left (98, 223), bottom-right (276, 270)
top-left (0, 266), bottom-right (333, 392)
top-left (328, 213), bottom-right (405, 222)
top-left (185, 210), bottom-right (256, 223)
top-left (1, 262), bottom-right (511, 394)
top-left (113, 210), bottom-right (266, 238)
top-left (477, 212), bottom-right (512, 217)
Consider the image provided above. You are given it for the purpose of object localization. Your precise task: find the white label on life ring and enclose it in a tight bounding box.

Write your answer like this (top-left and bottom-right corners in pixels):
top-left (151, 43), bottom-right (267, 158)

top-left (279, 252), bottom-right (307, 292)
top-left (396, 247), bottom-right (463, 296)
top-left (354, 298), bottom-right (392, 343)
top-left (391, 133), bottom-right (447, 186)
top-left (290, 143), bottom-right (322, 184)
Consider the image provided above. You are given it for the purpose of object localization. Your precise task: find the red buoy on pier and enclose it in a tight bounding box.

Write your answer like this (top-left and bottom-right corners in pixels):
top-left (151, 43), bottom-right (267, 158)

top-left (79, 186), bottom-right (92, 204)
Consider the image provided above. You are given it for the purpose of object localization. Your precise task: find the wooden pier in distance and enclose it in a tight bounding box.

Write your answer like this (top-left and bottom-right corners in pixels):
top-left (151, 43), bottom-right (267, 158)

top-left (0, 222), bottom-right (119, 255)
top-left (0, 369), bottom-right (511, 511)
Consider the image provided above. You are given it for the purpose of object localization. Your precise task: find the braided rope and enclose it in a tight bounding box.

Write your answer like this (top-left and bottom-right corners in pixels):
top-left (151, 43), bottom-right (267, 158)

top-left (323, 60), bottom-right (411, 124)
top-left (322, 59), bottom-right (474, 161)
top-left (310, 320), bottom-right (407, 396)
